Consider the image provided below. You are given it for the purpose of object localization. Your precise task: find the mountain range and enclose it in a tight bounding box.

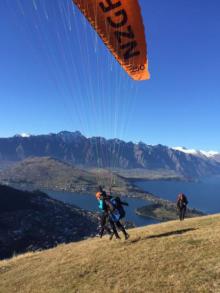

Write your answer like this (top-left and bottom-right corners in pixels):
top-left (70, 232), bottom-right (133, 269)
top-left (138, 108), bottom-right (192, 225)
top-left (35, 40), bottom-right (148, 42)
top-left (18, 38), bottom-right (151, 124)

top-left (0, 131), bottom-right (220, 178)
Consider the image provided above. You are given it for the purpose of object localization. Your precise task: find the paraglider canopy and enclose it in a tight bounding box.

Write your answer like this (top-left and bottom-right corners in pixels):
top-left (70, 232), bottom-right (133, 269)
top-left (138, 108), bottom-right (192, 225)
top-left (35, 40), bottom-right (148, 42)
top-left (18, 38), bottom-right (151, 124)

top-left (72, 0), bottom-right (150, 80)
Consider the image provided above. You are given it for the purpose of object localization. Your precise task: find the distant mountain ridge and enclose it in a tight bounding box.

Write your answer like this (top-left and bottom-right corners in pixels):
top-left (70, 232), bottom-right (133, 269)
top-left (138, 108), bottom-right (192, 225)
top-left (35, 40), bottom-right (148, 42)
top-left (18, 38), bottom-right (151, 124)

top-left (0, 131), bottom-right (220, 178)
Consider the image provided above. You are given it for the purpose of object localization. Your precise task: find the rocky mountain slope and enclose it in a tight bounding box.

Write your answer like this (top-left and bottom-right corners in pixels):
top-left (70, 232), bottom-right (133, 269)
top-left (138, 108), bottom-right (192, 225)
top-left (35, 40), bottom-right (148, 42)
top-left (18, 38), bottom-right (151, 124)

top-left (0, 131), bottom-right (220, 178)
top-left (0, 185), bottom-right (98, 260)
top-left (1, 214), bottom-right (220, 292)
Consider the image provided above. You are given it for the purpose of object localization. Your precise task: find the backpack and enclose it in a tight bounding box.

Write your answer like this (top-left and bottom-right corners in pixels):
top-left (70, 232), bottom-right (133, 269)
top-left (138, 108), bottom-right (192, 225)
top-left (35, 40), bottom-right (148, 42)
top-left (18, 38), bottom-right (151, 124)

top-left (110, 197), bottom-right (126, 219)
top-left (109, 209), bottom-right (121, 222)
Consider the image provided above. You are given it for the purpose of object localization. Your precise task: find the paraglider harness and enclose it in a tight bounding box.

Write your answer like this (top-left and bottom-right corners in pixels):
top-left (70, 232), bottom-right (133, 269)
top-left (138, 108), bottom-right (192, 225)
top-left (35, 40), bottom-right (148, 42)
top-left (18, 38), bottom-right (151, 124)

top-left (110, 197), bottom-right (127, 220)
top-left (98, 195), bottom-right (128, 223)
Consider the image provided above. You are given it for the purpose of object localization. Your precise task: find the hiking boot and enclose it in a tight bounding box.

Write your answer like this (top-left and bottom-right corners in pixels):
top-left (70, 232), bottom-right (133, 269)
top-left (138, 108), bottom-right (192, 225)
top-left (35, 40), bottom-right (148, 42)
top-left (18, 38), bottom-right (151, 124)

top-left (125, 233), bottom-right (130, 240)
top-left (109, 232), bottom-right (114, 240)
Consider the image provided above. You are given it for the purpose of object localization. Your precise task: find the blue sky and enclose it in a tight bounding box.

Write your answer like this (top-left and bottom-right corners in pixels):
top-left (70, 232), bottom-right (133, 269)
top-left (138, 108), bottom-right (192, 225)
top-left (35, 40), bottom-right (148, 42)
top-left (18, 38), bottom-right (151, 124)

top-left (0, 0), bottom-right (220, 150)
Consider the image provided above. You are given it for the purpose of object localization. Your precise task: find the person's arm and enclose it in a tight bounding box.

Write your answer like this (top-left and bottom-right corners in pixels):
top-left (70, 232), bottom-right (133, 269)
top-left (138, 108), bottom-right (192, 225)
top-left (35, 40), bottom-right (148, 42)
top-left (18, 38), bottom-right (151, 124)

top-left (120, 201), bottom-right (129, 206)
top-left (115, 196), bottom-right (129, 206)
top-left (105, 199), bottom-right (115, 212)
top-left (177, 200), bottom-right (180, 209)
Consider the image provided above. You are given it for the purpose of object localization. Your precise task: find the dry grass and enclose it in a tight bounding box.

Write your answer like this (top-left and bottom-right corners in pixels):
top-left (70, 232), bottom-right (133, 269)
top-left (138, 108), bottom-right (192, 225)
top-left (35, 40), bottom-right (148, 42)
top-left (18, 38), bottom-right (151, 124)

top-left (1, 214), bottom-right (220, 293)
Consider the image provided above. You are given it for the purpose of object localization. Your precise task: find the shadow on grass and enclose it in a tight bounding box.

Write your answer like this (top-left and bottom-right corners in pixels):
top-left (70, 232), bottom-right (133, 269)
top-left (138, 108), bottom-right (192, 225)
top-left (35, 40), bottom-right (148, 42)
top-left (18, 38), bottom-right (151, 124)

top-left (144, 228), bottom-right (198, 240)
top-left (126, 228), bottom-right (198, 245)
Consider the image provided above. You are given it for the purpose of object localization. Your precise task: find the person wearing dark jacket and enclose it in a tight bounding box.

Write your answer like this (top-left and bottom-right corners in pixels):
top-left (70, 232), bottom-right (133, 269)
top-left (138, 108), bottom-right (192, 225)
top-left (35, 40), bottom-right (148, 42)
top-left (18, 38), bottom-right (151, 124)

top-left (105, 197), bottom-right (129, 240)
top-left (177, 193), bottom-right (188, 221)
top-left (96, 186), bottom-right (129, 240)
top-left (114, 196), bottom-right (128, 220)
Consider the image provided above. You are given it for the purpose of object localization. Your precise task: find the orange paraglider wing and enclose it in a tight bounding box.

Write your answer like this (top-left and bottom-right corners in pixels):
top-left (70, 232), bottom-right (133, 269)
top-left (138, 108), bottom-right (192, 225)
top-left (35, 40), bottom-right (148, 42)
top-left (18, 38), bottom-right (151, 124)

top-left (72, 0), bottom-right (150, 80)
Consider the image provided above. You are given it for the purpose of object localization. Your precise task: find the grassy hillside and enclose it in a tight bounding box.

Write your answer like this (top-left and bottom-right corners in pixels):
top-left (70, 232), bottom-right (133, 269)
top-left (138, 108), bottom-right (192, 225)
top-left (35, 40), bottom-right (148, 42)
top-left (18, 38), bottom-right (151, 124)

top-left (1, 214), bottom-right (220, 292)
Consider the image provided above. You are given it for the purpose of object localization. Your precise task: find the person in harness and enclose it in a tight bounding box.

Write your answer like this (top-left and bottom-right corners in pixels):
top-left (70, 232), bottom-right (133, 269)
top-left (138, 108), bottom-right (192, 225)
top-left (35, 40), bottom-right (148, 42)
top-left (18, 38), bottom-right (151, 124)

top-left (107, 196), bottom-right (129, 222)
top-left (177, 193), bottom-right (188, 221)
top-left (96, 186), bottom-right (129, 240)
top-left (96, 186), bottom-right (113, 238)
top-left (106, 196), bottom-right (129, 240)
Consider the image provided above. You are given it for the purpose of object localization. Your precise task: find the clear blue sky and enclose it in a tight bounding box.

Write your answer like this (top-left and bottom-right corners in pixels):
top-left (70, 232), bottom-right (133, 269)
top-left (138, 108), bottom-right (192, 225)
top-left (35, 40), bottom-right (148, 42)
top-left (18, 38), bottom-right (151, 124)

top-left (0, 0), bottom-right (220, 150)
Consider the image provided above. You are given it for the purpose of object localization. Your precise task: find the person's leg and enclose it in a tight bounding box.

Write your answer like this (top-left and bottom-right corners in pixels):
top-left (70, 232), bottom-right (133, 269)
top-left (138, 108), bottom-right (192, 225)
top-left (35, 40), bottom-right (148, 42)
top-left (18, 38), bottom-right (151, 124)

top-left (99, 213), bottom-right (111, 237)
top-left (109, 218), bottom-right (120, 239)
top-left (99, 213), bottom-right (105, 237)
top-left (104, 217), bottom-right (112, 235)
top-left (182, 207), bottom-right (186, 220)
top-left (115, 221), bottom-right (129, 239)
top-left (179, 208), bottom-right (182, 221)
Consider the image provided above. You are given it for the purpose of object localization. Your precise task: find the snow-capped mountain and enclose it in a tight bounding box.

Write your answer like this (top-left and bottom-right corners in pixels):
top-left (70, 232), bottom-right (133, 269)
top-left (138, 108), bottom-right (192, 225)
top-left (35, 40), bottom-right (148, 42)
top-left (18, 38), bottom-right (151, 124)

top-left (15, 133), bottom-right (31, 138)
top-left (0, 131), bottom-right (220, 178)
top-left (172, 147), bottom-right (219, 160)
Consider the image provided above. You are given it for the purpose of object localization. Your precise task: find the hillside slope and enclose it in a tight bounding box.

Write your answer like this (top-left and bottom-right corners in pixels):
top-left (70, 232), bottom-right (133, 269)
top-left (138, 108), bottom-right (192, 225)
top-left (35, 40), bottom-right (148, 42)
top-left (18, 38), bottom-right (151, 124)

top-left (0, 185), bottom-right (98, 260)
top-left (1, 214), bottom-right (220, 292)
top-left (0, 157), bottom-right (131, 193)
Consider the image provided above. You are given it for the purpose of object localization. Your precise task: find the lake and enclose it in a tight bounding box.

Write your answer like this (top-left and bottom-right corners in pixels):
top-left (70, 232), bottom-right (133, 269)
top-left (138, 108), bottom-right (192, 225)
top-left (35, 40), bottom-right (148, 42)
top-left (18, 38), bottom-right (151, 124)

top-left (135, 177), bottom-right (220, 214)
top-left (47, 190), bottom-right (159, 227)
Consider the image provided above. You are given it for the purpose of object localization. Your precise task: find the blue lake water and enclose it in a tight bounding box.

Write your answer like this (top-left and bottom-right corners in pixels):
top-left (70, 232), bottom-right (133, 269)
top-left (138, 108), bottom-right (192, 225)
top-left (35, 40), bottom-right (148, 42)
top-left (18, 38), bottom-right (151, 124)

top-left (135, 177), bottom-right (220, 214)
top-left (47, 190), bottom-right (159, 227)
